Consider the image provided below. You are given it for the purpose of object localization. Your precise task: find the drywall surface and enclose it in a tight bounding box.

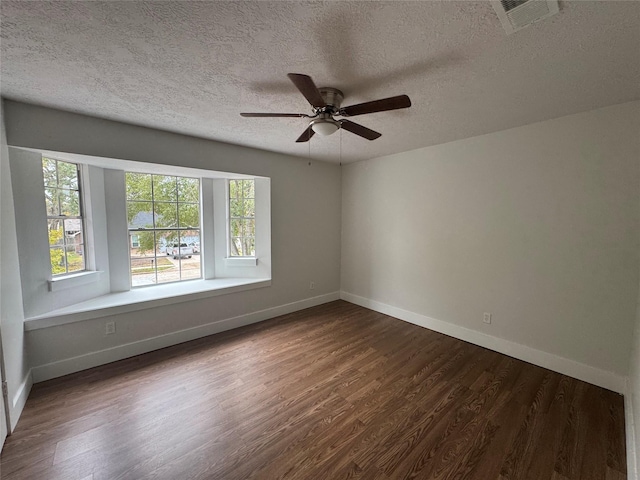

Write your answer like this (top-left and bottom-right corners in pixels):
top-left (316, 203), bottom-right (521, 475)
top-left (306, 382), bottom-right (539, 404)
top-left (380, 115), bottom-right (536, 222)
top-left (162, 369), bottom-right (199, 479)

top-left (0, 101), bottom-right (30, 429)
top-left (628, 209), bottom-right (640, 478)
top-left (341, 101), bottom-right (640, 378)
top-left (4, 101), bottom-right (341, 372)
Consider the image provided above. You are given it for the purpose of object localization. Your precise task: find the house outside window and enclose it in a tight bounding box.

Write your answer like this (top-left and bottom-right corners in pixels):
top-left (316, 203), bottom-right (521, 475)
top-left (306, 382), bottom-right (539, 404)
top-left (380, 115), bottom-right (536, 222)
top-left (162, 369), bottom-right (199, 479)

top-left (42, 157), bottom-right (85, 275)
top-left (229, 179), bottom-right (255, 257)
top-left (126, 173), bottom-right (201, 287)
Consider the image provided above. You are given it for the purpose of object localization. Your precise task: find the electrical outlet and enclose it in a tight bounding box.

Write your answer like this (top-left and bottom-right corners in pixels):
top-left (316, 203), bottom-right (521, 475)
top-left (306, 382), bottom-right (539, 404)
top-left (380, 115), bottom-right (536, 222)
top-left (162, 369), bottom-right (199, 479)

top-left (105, 321), bottom-right (116, 335)
top-left (483, 312), bottom-right (492, 324)
top-left (309, 281), bottom-right (315, 290)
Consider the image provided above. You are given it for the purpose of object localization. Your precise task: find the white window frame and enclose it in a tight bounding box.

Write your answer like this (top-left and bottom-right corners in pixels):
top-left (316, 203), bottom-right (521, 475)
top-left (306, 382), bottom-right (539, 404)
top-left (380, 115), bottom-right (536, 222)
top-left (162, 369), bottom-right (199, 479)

top-left (43, 157), bottom-right (86, 277)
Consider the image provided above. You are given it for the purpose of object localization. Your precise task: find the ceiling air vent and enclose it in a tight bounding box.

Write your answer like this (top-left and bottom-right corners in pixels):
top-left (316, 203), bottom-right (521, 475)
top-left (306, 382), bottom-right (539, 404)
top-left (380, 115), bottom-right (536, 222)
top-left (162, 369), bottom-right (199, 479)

top-left (491, 0), bottom-right (559, 34)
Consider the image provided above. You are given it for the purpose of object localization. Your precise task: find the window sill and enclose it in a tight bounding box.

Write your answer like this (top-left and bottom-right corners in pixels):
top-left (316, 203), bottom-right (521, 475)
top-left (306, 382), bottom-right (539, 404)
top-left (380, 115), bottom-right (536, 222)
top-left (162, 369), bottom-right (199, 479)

top-left (48, 270), bottom-right (104, 292)
top-left (225, 257), bottom-right (258, 267)
top-left (25, 277), bottom-right (271, 331)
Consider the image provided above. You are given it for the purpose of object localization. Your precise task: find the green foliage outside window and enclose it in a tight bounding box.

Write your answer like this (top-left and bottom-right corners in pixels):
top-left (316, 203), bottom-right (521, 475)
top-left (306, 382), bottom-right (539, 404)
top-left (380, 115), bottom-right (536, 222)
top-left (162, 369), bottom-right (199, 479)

top-left (229, 179), bottom-right (255, 256)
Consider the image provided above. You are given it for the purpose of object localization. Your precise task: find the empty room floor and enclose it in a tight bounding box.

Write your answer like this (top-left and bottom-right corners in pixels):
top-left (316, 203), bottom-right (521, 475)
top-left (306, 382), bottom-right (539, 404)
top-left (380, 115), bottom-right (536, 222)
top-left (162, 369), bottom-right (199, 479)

top-left (0, 301), bottom-right (627, 479)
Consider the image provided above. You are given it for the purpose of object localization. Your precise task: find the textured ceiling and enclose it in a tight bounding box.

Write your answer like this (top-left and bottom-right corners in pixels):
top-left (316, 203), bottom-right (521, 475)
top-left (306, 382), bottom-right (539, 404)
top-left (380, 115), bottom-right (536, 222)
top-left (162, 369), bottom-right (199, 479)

top-left (1, 1), bottom-right (639, 164)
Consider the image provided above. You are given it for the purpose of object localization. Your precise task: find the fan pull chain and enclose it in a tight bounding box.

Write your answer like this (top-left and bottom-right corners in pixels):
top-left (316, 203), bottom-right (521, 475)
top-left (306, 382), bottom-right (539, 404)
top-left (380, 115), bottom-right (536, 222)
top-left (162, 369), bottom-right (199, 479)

top-left (308, 134), bottom-right (311, 166)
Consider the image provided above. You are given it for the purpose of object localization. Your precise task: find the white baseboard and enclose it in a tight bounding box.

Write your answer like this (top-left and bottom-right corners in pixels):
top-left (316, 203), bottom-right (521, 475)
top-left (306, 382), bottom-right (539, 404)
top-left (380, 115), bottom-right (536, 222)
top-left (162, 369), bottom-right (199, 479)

top-left (625, 383), bottom-right (639, 480)
top-left (32, 292), bottom-right (340, 383)
top-left (10, 369), bottom-right (32, 432)
top-left (340, 291), bottom-right (626, 394)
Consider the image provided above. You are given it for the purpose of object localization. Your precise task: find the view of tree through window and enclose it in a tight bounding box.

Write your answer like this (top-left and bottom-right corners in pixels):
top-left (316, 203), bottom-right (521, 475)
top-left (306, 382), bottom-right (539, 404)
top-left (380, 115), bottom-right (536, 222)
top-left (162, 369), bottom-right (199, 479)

top-left (126, 173), bottom-right (201, 286)
top-left (229, 179), bottom-right (255, 256)
top-left (43, 157), bottom-right (85, 275)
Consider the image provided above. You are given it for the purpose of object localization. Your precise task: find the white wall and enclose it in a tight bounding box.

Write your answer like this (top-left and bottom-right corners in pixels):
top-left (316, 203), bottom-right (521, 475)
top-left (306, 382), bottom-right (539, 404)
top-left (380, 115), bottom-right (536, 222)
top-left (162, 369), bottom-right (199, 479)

top-left (0, 101), bottom-right (31, 430)
top-left (627, 193), bottom-right (640, 478)
top-left (341, 101), bottom-right (640, 388)
top-left (628, 289), bottom-right (640, 479)
top-left (3, 100), bottom-right (341, 379)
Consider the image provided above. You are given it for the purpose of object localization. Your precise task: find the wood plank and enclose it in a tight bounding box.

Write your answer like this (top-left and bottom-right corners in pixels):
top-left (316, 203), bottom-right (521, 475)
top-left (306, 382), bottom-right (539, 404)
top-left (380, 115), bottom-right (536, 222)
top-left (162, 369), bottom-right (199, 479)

top-left (0, 301), bottom-right (625, 480)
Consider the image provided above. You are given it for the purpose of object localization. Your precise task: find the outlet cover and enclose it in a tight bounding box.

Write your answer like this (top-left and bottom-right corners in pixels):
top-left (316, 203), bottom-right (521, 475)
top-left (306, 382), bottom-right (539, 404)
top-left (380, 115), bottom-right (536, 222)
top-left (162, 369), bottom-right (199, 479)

top-left (483, 313), bottom-right (492, 324)
top-left (105, 321), bottom-right (116, 335)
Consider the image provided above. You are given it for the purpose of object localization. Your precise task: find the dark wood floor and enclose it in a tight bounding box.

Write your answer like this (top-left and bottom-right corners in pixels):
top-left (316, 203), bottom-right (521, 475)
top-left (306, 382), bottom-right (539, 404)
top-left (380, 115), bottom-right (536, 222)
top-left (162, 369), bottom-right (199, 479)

top-left (0, 301), bottom-right (627, 479)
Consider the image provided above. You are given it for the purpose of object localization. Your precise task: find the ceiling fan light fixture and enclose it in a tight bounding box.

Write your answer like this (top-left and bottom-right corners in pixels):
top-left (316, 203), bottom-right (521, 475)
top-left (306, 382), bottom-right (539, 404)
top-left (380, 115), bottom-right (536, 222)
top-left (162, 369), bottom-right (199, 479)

top-left (241, 73), bottom-right (411, 142)
top-left (310, 118), bottom-right (339, 136)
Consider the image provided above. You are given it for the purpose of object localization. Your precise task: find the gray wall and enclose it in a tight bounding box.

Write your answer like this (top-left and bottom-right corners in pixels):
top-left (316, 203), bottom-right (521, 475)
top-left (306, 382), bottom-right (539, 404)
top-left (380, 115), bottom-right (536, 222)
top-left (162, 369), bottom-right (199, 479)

top-left (0, 101), bottom-right (30, 429)
top-left (341, 101), bottom-right (640, 380)
top-left (629, 207), bottom-right (640, 478)
top-left (3, 100), bottom-right (342, 374)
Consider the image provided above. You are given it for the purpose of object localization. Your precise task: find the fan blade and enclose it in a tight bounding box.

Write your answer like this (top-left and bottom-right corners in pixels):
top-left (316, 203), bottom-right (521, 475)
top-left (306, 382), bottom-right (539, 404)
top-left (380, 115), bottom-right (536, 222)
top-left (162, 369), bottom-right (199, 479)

top-left (240, 113), bottom-right (309, 118)
top-left (287, 73), bottom-right (326, 108)
top-left (340, 120), bottom-right (381, 140)
top-left (295, 126), bottom-right (315, 143)
top-left (340, 95), bottom-right (411, 117)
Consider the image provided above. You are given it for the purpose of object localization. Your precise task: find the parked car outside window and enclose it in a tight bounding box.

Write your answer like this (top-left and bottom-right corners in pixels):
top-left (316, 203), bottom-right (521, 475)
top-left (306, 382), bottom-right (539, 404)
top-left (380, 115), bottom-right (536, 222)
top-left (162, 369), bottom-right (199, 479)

top-left (167, 243), bottom-right (193, 259)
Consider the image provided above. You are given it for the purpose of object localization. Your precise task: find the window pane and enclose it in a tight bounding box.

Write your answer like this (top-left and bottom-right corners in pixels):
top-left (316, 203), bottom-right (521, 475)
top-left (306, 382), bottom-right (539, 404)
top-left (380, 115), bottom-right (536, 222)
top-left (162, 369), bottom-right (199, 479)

top-left (127, 201), bottom-right (154, 228)
top-left (45, 188), bottom-right (59, 216)
top-left (130, 231), bottom-right (157, 287)
top-left (59, 189), bottom-right (80, 216)
top-left (155, 202), bottom-right (178, 228)
top-left (179, 203), bottom-right (199, 228)
top-left (57, 161), bottom-right (78, 189)
top-left (134, 231), bottom-right (156, 256)
top-left (180, 255), bottom-right (201, 281)
top-left (178, 177), bottom-right (199, 203)
top-left (230, 198), bottom-right (242, 218)
top-left (153, 175), bottom-right (177, 202)
top-left (64, 218), bottom-right (83, 242)
top-left (230, 219), bottom-right (242, 238)
top-left (42, 158), bottom-right (57, 187)
top-left (231, 237), bottom-right (243, 256)
top-left (156, 252), bottom-right (178, 283)
top-left (243, 198), bottom-right (255, 218)
top-left (243, 237), bottom-right (256, 257)
top-left (157, 232), bottom-right (180, 283)
top-left (164, 230), bottom-right (181, 257)
top-left (243, 219), bottom-right (255, 237)
top-left (243, 180), bottom-right (255, 199)
top-left (66, 245), bottom-right (84, 272)
top-left (188, 233), bottom-right (200, 255)
top-left (157, 232), bottom-right (171, 255)
top-left (229, 180), bottom-right (239, 199)
top-left (50, 247), bottom-right (66, 275)
top-left (48, 220), bottom-right (64, 246)
top-left (126, 173), bottom-right (153, 201)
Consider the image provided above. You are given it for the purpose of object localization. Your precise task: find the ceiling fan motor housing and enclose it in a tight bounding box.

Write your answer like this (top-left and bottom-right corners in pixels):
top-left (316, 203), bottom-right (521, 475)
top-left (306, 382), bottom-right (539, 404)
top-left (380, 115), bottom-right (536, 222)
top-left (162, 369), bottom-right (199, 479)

top-left (317, 87), bottom-right (344, 115)
top-left (309, 88), bottom-right (344, 136)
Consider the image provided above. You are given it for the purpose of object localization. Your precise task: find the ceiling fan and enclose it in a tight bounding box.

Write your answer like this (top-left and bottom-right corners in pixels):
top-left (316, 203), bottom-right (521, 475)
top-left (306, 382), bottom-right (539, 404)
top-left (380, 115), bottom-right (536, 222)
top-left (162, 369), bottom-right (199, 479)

top-left (241, 73), bottom-right (411, 142)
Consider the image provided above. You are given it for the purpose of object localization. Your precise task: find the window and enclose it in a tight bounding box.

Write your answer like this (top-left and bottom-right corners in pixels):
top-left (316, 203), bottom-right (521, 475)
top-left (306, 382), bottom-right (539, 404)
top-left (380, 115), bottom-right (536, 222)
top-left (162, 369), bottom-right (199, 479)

top-left (229, 179), bottom-right (255, 257)
top-left (126, 173), bottom-right (201, 287)
top-left (12, 149), bottom-right (272, 323)
top-left (42, 157), bottom-right (85, 276)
